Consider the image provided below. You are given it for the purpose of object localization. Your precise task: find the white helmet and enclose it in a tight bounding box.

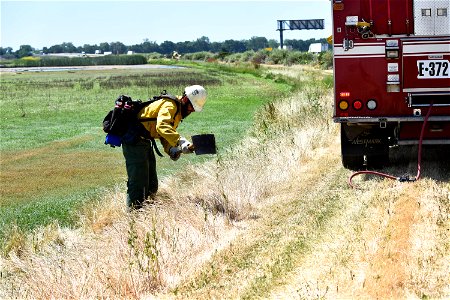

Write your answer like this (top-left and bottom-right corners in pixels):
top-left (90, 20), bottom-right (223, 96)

top-left (185, 85), bottom-right (207, 112)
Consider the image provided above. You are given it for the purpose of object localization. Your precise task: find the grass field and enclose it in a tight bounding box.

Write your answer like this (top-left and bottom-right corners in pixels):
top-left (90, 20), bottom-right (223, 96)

top-left (0, 64), bottom-right (292, 244)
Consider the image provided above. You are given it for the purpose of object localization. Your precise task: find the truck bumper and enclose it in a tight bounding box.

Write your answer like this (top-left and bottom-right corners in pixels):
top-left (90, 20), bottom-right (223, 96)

top-left (334, 117), bottom-right (450, 145)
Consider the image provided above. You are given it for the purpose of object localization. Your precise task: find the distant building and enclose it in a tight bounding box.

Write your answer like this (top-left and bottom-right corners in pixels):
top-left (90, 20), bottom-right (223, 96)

top-left (278, 45), bottom-right (293, 50)
top-left (308, 43), bottom-right (328, 53)
top-left (95, 50), bottom-right (101, 54)
top-left (127, 51), bottom-right (134, 55)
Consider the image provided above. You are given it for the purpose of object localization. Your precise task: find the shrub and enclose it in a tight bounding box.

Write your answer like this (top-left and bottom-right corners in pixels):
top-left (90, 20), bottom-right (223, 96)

top-left (222, 53), bottom-right (242, 63)
top-left (191, 51), bottom-right (215, 61)
top-left (182, 51), bottom-right (214, 61)
top-left (251, 50), bottom-right (270, 67)
top-left (318, 50), bottom-right (333, 69)
top-left (239, 50), bottom-right (256, 63)
top-left (266, 49), bottom-right (288, 65)
top-left (145, 52), bottom-right (164, 60)
top-left (286, 51), bottom-right (315, 66)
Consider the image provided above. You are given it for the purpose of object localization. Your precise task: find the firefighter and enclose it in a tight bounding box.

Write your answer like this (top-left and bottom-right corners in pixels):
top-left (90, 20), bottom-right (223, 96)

top-left (122, 85), bottom-right (207, 209)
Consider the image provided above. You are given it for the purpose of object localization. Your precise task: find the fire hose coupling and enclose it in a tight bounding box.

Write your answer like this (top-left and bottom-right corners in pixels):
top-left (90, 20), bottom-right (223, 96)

top-left (397, 175), bottom-right (417, 183)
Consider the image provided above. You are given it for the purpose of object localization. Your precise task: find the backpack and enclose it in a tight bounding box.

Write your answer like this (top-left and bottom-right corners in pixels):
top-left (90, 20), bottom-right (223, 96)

top-left (103, 91), bottom-right (179, 153)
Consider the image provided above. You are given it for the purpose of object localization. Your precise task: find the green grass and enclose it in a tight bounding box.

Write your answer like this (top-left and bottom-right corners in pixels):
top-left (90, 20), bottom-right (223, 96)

top-left (0, 65), bottom-right (292, 244)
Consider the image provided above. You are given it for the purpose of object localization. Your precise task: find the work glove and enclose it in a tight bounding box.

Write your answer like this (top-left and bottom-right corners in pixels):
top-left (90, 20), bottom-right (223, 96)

top-left (169, 147), bottom-right (181, 161)
top-left (178, 137), bottom-right (194, 154)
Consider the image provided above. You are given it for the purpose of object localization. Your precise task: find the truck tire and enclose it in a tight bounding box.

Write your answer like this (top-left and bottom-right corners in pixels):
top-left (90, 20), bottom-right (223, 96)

top-left (341, 153), bottom-right (365, 170)
top-left (367, 148), bottom-right (390, 168)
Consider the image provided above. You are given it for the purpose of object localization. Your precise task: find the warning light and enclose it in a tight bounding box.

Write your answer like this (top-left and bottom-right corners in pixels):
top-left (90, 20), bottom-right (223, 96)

top-left (353, 100), bottom-right (363, 110)
top-left (339, 92), bottom-right (350, 97)
top-left (339, 100), bottom-right (349, 110)
top-left (367, 99), bottom-right (377, 110)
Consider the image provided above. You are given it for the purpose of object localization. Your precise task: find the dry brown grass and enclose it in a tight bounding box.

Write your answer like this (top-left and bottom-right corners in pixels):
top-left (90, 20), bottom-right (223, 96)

top-left (1, 184), bottom-right (240, 298)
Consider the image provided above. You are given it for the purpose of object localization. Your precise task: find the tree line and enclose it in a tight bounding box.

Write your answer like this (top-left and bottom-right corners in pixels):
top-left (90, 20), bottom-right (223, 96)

top-left (0, 36), bottom-right (328, 59)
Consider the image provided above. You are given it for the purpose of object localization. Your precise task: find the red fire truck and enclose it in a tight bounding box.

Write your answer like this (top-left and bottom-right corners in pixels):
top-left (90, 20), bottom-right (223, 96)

top-left (332, 0), bottom-right (450, 169)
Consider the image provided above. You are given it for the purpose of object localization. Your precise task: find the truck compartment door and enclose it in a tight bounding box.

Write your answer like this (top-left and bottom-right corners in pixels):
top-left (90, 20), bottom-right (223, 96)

top-left (414, 0), bottom-right (450, 35)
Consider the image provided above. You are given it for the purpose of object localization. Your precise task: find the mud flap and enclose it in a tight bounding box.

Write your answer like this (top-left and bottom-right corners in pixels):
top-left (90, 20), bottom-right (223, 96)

top-left (341, 123), bottom-right (390, 170)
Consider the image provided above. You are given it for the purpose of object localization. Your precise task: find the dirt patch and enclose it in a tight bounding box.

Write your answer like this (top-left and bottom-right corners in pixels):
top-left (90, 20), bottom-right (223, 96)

top-left (363, 186), bottom-right (419, 299)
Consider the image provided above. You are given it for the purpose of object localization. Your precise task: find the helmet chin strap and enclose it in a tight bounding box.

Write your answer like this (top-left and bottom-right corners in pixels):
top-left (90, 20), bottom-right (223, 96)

top-left (181, 101), bottom-right (192, 119)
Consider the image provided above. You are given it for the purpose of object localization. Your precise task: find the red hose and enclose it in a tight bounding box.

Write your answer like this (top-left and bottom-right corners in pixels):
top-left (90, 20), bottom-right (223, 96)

top-left (348, 170), bottom-right (397, 188)
top-left (348, 103), bottom-right (433, 189)
top-left (415, 102), bottom-right (433, 180)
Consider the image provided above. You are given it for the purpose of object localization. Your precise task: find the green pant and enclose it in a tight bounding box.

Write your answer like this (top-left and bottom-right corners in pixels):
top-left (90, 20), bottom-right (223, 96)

top-left (122, 139), bottom-right (158, 209)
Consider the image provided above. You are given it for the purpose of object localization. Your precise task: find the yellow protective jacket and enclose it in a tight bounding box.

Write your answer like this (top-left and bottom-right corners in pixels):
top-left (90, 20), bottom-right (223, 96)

top-left (137, 97), bottom-right (182, 154)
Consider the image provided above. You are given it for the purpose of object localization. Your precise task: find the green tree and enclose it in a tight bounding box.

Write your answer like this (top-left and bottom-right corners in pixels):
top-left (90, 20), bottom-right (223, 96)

top-left (140, 39), bottom-right (159, 53)
top-left (110, 41), bottom-right (126, 54)
top-left (82, 44), bottom-right (98, 54)
top-left (268, 39), bottom-right (279, 49)
top-left (222, 39), bottom-right (246, 53)
top-left (16, 45), bottom-right (34, 58)
top-left (193, 36), bottom-right (210, 52)
top-left (48, 44), bottom-right (63, 53)
top-left (99, 42), bottom-right (110, 53)
top-left (159, 41), bottom-right (176, 55)
top-left (0, 47), bottom-right (13, 55)
top-left (246, 36), bottom-right (268, 51)
top-left (61, 42), bottom-right (77, 53)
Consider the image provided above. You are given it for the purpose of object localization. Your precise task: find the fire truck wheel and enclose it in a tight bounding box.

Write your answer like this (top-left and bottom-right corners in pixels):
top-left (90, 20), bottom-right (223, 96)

top-left (367, 149), bottom-right (390, 168)
top-left (342, 154), bottom-right (365, 170)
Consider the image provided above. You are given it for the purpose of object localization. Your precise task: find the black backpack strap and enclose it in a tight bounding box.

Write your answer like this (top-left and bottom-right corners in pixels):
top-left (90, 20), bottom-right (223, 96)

top-left (150, 138), bottom-right (164, 157)
top-left (160, 90), bottom-right (178, 101)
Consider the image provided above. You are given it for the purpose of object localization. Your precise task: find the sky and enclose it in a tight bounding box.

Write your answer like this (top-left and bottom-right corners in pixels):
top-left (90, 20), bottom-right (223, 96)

top-left (1, 0), bottom-right (332, 51)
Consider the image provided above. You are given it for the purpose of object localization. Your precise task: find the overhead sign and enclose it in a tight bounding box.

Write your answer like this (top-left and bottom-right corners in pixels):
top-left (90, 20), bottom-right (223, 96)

top-left (277, 19), bottom-right (325, 49)
top-left (277, 19), bottom-right (325, 31)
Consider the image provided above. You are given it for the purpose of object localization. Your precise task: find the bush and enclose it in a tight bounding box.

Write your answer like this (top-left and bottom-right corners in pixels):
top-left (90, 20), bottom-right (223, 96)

top-left (191, 51), bottom-right (215, 61)
top-left (239, 50), bottom-right (256, 63)
top-left (181, 51), bottom-right (214, 61)
top-left (222, 53), bottom-right (242, 63)
top-left (266, 49), bottom-right (288, 65)
top-left (145, 52), bottom-right (164, 60)
top-left (318, 51), bottom-right (333, 69)
top-left (286, 51), bottom-right (315, 66)
top-left (251, 50), bottom-right (270, 67)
